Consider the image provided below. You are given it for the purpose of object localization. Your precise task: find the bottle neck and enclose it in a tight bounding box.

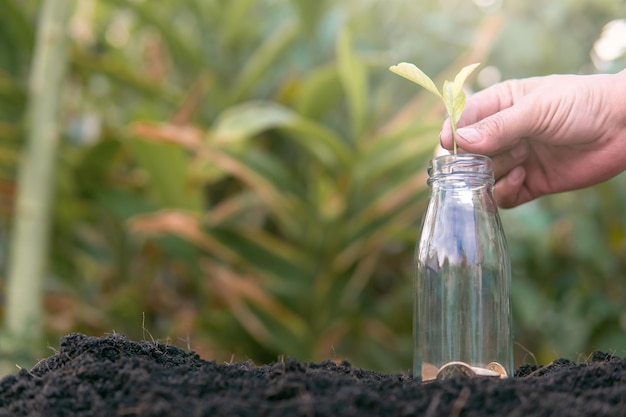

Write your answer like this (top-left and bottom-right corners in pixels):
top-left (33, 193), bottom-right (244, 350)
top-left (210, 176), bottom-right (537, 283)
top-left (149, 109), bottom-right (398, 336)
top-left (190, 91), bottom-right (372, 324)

top-left (427, 154), bottom-right (494, 189)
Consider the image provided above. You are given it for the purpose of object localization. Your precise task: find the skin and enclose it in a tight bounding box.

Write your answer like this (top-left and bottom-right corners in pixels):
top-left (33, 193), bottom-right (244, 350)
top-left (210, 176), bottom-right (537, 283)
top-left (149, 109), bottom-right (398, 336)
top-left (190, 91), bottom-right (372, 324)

top-left (439, 69), bottom-right (626, 208)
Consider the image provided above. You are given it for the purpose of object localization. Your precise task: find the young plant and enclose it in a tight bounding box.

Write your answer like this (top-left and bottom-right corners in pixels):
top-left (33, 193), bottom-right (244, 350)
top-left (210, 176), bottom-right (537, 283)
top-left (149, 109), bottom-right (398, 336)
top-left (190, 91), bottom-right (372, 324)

top-left (389, 62), bottom-right (480, 154)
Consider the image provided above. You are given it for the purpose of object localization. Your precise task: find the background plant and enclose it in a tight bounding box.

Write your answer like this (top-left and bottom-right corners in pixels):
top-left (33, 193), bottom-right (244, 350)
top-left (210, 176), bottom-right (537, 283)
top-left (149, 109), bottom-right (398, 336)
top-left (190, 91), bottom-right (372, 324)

top-left (1, 0), bottom-right (625, 374)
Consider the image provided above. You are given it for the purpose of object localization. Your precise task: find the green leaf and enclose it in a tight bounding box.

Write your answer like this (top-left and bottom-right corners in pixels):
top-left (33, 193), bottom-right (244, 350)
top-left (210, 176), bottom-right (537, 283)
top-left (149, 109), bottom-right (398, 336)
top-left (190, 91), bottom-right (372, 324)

top-left (389, 62), bottom-right (441, 98)
top-left (228, 19), bottom-right (299, 103)
top-left (0, 72), bottom-right (27, 120)
top-left (337, 28), bottom-right (368, 141)
top-left (197, 146), bottom-right (302, 233)
top-left (289, 0), bottom-right (327, 32)
top-left (0, 145), bottom-right (18, 165)
top-left (103, 0), bottom-right (201, 68)
top-left (279, 116), bottom-right (353, 168)
top-left (355, 124), bottom-right (437, 189)
top-left (71, 50), bottom-right (183, 103)
top-left (127, 137), bottom-right (203, 211)
top-left (247, 302), bottom-right (310, 358)
top-left (74, 138), bottom-right (122, 192)
top-left (240, 150), bottom-right (302, 197)
top-left (349, 172), bottom-right (429, 244)
top-left (221, 0), bottom-right (256, 46)
top-left (210, 226), bottom-right (313, 282)
top-left (295, 64), bottom-right (342, 119)
top-left (212, 101), bottom-right (352, 168)
top-left (0, 0), bottom-right (34, 76)
top-left (95, 187), bottom-right (159, 221)
top-left (212, 100), bottom-right (294, 146)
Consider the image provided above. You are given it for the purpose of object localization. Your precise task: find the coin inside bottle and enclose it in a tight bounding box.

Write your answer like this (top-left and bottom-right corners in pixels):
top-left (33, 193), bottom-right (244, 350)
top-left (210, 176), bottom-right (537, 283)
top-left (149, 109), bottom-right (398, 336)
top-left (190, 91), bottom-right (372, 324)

top-left (431, 361), bottom-right (507, 382)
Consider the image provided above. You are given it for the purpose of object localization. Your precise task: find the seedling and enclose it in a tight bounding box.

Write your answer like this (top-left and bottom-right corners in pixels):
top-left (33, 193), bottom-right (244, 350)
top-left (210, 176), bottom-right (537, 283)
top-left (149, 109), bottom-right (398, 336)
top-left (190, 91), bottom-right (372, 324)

top-left (389, 62), bottom-right (480, 154)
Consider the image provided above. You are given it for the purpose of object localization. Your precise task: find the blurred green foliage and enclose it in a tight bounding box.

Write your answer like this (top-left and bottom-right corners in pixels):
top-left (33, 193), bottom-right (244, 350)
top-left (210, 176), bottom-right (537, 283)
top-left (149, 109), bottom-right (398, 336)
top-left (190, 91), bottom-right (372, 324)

top-left (1, 0), bottom-right (625, 372)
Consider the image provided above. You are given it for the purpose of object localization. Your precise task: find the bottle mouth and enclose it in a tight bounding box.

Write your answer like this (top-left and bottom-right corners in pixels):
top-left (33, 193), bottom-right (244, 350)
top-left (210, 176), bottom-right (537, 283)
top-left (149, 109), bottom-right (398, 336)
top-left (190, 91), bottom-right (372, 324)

top-left (427, 153), bottom-right (494, 186)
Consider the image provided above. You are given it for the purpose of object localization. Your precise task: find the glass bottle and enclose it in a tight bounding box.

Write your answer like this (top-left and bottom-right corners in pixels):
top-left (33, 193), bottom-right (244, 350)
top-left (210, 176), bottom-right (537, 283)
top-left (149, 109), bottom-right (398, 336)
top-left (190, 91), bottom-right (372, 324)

top-left (414, 153), bottom-right (513, 382)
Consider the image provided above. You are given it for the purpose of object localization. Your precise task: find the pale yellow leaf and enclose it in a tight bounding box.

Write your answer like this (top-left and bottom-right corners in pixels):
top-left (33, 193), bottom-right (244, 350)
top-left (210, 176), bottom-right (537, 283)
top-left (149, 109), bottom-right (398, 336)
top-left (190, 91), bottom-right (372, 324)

top-left (443, 81), bottom-right (461, 125)
top-left (453, 62), bottom-right (480, 93)
top-left (445, 62), bottom-right (479, 125)
top-left (389, 62), bottom-right (441, 98)
top-left (452, 91), bottom-right (467, 125)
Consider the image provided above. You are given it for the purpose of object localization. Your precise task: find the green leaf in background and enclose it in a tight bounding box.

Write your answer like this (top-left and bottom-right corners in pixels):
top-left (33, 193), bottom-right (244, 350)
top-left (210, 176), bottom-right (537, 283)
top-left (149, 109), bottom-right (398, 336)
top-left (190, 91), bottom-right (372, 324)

top-left (212, 101), bottom-right (294, 146)
top-left (71, 51), bottom-right (183, 104)
top-left (104, 0), bottom-right (202, 68)
top-left (0, 1), bottom-right (34, 78)
top-left (195, 146), bottom-right (302, 233)
top-left (354, 124), bottom-right (437, 188)
top-left (295, 64), bottom-right (342, 119)
top-left (289, 0), bottom-right (328, 32)
top-left (221, 0), bottom-right (256, 47)
top-left (202, 258), bottom-right (310, 356)
top-left (228, 19), bottom-right (300, 104)
top-left (279, 116), bottom-right (353, 168)
top-left (127, 137), bottom-right (203, 211)
top-left (210, 226), bottom-right (313, 284)
top-left (212, 101), bottom-right (352, 168)
top-left (95, 187), bottom-right (159, 221)
top-left (337, 28), bottom-right (368, 141)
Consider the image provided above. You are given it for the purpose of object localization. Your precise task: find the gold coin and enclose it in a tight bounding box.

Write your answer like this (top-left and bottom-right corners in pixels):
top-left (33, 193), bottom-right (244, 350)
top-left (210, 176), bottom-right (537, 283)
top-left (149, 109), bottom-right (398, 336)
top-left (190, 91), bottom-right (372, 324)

top-left (436, 361), bottom-right (476, 381)
top-left (470, 366), bottom-right (501, 378)
top-left (486, 362), bottom-right (508, 378)
top-left (421, 362), bottom-right (440, 382)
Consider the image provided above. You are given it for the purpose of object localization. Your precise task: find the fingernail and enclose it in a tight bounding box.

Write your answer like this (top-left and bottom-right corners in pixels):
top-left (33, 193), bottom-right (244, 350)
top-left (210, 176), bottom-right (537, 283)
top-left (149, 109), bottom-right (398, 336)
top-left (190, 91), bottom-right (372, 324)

top-left (456, 127), bottom-right (481, 144)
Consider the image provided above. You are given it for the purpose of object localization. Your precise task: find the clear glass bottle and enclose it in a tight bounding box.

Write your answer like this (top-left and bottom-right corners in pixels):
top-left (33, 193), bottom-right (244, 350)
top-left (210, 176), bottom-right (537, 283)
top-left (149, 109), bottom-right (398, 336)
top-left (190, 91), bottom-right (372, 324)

top-left (414, 153), bottom-right (513, 382)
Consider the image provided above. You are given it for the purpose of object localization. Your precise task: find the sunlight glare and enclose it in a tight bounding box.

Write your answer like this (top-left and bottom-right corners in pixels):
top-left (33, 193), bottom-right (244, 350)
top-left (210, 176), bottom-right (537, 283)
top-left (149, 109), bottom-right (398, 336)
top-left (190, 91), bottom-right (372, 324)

top-left (472, 0), bottom-right (502, 12)
top-left (592, 19), bottom-right (626, 70)
top-left (477, 66), bottom-right (502, 89)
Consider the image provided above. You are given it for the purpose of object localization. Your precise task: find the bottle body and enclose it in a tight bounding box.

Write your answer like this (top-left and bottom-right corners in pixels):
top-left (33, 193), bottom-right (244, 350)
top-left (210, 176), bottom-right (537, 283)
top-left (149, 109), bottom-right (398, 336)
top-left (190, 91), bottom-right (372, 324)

top-left (414, 154), bottom-right (512, 382)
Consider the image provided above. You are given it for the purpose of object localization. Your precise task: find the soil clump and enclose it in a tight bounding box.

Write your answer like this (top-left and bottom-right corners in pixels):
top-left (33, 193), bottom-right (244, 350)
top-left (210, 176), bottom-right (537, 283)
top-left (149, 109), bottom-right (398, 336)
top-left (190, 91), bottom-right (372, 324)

top-left (0, 333), bottom-right (625, 416)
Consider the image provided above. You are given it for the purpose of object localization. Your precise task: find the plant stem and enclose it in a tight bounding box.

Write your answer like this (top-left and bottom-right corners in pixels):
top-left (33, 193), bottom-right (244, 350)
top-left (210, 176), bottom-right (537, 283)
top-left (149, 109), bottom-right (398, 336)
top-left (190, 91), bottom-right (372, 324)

top-left (451, 123), bottom-right (458, 155)
top-left (4, 0), bottom-right (74, 353)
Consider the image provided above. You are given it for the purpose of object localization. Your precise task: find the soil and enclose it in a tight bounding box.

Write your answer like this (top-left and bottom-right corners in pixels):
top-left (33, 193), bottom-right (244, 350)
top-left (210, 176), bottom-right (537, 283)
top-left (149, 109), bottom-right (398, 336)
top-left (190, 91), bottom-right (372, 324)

top-left (0, 333), bottom-right (625, 417)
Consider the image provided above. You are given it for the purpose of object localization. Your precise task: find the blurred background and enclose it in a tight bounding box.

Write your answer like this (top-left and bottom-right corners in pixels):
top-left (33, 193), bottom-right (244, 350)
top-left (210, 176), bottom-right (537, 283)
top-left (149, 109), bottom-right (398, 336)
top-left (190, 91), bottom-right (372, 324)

top-left (1, 0), bottom-right (625, 375)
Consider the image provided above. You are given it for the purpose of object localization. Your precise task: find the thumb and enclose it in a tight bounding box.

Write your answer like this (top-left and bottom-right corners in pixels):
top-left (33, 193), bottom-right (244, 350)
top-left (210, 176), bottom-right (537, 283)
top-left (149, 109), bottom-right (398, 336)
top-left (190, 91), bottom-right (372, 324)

top-left (454, 101), bottom-right (537, 155)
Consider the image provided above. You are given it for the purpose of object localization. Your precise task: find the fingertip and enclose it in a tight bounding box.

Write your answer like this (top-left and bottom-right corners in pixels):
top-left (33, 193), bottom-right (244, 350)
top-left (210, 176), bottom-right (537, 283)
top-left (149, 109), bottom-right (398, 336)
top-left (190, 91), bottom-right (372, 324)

top-left (456, 110), bottom-right (523, 155)
top-left (439, 132), bottom-right (450, 150)
top-left (455, 127), bottom-right (482, 145)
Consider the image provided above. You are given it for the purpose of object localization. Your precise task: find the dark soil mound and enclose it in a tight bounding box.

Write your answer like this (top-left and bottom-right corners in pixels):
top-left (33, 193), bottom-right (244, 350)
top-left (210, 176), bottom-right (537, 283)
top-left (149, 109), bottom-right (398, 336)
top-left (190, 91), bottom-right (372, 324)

top-left (1, 333), bottom-right (625, 416)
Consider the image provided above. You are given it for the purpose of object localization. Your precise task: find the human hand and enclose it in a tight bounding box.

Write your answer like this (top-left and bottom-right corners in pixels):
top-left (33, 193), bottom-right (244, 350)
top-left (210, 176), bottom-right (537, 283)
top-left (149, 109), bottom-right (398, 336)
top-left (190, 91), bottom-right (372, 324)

top-left (439, 69), bottom-right (626, 208)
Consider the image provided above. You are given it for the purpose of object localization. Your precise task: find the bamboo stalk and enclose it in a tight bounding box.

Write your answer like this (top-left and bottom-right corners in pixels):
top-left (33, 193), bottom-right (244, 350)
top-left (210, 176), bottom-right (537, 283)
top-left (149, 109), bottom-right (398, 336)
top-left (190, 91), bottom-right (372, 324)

top-left (4, 0), bottom-right (74, 352)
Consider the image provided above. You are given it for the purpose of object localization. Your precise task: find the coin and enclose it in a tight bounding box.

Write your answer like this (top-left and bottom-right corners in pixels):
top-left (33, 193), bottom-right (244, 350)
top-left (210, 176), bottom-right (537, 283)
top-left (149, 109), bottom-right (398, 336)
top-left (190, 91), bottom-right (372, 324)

top-left (421, 362), bottom-right (440, 382)
top-left (436, 361), bottom-right (476, 381)
top-left (470, 366), bottom-right (501, 378)
top-left (486, 362), bottom-right (508, 378)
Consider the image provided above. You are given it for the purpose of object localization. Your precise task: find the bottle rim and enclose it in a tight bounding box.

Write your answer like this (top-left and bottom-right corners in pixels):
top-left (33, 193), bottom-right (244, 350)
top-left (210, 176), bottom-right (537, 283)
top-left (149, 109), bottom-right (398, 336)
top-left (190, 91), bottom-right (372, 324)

top-left (427, 153), bottom-right (494, 186)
